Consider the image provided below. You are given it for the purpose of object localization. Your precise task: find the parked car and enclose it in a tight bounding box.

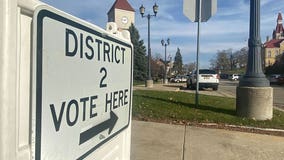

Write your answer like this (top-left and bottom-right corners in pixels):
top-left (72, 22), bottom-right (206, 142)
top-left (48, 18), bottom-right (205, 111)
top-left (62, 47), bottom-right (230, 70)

top-left (228, 74), bottom-right (240, 81)
top-left (277, 75), bottom-right (284, 85)
top-left (170, 75), bottom-right (188, 83)
top-left (220, 73), bottom-right (229, 79)
top-left (268, 74), bottom-right (281, 84)
top-left (186, 69), bottom-right (219, 90)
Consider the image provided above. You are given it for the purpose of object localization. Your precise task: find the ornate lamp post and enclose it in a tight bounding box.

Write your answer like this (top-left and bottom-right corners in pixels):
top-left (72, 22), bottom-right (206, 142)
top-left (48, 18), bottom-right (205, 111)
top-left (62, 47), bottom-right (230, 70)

top-left (239, 0), bottom-right (269, 87)
top-left (236, 0), bottom-right (273, 120)
top-left (161, 38), bottom-right (170, 84)
top-left (139, 3), bottom-right (158, 87)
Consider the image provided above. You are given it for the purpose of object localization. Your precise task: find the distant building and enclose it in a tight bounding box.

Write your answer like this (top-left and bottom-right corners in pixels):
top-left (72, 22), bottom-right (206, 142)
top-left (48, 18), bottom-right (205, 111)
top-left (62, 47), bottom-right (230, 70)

top-left (107, 0), bottom-right (135, 30)
top-left (263, 12), bottom-right (284, 67)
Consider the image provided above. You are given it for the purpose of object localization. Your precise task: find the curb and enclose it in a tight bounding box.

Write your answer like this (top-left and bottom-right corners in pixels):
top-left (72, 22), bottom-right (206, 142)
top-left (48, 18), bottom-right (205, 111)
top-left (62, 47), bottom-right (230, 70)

top-left (134, 118), bottom-right (284, 137)
top-left (200, 123), bottom-right (284, 133)
top-left (274, 105), bottom-right (284, 112)
top-left (198, 122), bottom-right (284, 136)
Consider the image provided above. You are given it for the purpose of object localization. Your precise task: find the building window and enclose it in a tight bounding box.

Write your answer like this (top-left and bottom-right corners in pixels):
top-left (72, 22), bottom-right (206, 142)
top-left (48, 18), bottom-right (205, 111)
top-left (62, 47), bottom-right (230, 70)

top-left (267, 51), bottom-right (271, 58)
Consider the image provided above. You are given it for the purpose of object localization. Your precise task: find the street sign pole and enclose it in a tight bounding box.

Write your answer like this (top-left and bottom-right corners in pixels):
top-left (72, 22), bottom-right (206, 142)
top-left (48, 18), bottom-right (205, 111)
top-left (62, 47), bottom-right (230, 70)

top-left (183, 0), bottom-right (217, 108)
top-left (195, 0), bottom-right (202, 108)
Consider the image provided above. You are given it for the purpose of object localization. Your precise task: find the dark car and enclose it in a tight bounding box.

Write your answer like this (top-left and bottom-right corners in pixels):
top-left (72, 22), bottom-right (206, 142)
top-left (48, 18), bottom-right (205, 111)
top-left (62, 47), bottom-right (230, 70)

top-left (220, 73), bottom-right (229, 79)
top-left (277, 75), bottom-right (284, 85)
top-left (268, 74), bottom-right (280, 84)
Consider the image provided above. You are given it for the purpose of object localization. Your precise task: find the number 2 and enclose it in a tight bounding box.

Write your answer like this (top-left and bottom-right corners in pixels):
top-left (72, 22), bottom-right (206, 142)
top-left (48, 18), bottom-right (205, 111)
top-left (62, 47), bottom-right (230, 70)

top-left (100, 67), bottom-right (107, 88)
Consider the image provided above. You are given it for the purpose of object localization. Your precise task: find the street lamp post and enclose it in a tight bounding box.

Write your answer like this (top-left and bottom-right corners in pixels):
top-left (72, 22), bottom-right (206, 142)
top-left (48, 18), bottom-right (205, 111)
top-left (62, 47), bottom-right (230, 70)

top-left (161, 38), bottom-right (170, 84)
top-left (230, 52), bottom-right (233, 70)
top-left (236, 0), bottom-right (273, 120)
top-left (139, 3), bottom-right (158, 88)
top-left (239, 0), bottom-right (269, 87)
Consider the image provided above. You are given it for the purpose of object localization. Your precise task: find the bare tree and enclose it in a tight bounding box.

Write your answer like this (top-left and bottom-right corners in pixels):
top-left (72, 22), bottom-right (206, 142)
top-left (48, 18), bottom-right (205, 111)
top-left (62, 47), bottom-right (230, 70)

top-left (233, 47), bottom-right (248, 68)
top-left (151, 54), bottom-right (164, 81)
top-left (210, 48), bottom-right (248, 71)
top-left (187, 62), bottom-right (196, 73)
top-left (210, 49), bottom-right (231, 70)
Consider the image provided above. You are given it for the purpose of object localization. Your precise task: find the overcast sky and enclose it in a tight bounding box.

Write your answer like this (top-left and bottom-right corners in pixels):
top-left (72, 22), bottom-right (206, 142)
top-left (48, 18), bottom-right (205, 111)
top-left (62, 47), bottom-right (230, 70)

top-left (41, 0), bottom-right (284, 68)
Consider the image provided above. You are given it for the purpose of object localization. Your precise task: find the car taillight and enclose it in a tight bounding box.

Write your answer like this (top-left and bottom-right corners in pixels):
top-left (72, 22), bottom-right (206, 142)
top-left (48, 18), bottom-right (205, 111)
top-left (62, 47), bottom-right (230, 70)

top-left (217, 74), bottom-right (220, 79)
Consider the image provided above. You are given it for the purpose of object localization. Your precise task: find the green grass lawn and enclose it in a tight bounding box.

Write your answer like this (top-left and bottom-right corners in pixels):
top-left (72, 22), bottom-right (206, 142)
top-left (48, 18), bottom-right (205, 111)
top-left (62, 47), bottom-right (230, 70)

top-left (133, 80), bottom-right (145, 86)
top-left (133, 90), bottom-right (284, 129)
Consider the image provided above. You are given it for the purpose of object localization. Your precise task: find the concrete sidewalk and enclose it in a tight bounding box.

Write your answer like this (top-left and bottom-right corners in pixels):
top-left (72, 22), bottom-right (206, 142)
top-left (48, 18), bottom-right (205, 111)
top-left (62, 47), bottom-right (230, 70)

top-left (131, 120), bottom-right (284, 160)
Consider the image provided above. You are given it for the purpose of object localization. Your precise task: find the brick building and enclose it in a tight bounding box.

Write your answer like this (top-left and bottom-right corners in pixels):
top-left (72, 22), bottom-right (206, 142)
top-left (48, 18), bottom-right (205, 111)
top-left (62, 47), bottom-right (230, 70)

top-left (263, 12), bottom-right (284, 67)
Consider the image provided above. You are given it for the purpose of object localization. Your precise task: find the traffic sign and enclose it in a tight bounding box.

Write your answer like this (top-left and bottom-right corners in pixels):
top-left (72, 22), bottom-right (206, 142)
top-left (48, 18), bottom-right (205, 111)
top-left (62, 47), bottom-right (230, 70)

top-left (32, 6), bottom-right (132, 160)
top-left (183, 0), bottom-right (217, 22)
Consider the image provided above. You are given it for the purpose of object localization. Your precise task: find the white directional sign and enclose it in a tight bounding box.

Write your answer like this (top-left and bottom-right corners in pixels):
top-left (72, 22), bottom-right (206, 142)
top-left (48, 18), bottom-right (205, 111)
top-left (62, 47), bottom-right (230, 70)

top-left (183, 0), bottom-right (217, 22)
top-left (32, 6), bottom-right (132, 160)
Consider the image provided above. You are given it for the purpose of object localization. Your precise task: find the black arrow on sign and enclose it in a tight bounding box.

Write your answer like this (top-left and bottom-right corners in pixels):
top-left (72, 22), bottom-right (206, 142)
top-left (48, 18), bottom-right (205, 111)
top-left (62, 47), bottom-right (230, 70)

top-left (79, 111), bottom-right (118, 145)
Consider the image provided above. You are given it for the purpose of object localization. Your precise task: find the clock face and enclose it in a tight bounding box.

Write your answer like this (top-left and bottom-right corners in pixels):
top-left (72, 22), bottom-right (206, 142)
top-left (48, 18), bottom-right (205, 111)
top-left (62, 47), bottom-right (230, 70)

top-left (121, 16), bottom-right (128, 24)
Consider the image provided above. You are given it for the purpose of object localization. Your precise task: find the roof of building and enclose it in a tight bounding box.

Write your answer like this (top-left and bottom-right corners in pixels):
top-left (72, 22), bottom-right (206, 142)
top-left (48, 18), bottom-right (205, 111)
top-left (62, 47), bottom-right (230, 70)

top-left (264, 39), bottom-right (284, 48)
top-left (108, 0), bottom-right (135, 14)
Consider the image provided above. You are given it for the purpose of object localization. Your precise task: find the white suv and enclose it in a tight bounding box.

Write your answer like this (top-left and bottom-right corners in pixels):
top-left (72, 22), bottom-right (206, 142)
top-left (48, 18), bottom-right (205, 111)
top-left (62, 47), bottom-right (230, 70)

top-left (187, 69), bottom-right (219, 90)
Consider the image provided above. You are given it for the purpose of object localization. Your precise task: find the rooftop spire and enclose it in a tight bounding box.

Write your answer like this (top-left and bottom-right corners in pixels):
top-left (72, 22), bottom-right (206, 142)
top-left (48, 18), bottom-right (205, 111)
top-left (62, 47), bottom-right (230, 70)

top-left (277, 12), bottom-right (283, 22)
top-left (273, 12), bottom-right (284, 39)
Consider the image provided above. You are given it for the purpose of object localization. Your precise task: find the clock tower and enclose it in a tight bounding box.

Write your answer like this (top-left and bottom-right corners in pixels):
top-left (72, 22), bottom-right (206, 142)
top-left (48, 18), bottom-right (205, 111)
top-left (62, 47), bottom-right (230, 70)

top-left (107, 0), bottom-right (135, 30)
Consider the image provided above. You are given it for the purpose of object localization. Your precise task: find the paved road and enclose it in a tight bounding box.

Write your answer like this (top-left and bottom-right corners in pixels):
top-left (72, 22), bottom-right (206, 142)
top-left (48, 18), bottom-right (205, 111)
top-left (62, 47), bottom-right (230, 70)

top-left (134, 80), bottom-right (284, 109)
top-left (217, 80), bottom-right (284, 109)
top-left (272, 84), bottom-right (284, 107)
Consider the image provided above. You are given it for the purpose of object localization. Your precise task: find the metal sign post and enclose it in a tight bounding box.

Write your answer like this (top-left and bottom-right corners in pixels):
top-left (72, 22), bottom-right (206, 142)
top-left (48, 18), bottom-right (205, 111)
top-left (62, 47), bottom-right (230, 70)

top-left (196, 0), bottom-right (202, 107)
top-left (183, 0), bottom-right (217, 107)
